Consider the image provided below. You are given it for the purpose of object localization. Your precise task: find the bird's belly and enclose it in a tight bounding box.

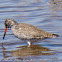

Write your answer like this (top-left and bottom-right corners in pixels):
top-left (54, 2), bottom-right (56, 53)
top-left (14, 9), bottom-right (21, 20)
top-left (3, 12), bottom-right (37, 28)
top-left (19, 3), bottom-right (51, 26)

top-left (11, 29), bottom-right (34, 39)
top-left (11, 26), bottom-right (46, 39)
top-left (13, 32), bottom-right (34, 39)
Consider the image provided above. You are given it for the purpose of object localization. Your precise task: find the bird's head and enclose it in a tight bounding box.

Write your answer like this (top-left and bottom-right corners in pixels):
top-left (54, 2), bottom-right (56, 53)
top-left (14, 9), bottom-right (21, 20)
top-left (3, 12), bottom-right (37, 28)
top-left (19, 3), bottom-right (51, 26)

top-left (3, 18), bottom-right (17, 39)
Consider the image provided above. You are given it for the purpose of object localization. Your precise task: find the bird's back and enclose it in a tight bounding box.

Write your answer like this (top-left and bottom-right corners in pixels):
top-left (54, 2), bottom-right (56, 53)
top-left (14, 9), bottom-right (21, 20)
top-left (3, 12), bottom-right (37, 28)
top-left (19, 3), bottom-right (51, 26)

top-left (11, 23), bottom-right (59, 39)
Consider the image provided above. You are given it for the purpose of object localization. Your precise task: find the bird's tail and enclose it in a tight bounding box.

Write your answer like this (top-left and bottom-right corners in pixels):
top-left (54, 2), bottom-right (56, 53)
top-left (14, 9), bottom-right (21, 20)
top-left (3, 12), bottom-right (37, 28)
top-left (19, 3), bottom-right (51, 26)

top-left (52, 34), bottom-right (59, 37)
top-left (45, 33), bottom-right (59, 38)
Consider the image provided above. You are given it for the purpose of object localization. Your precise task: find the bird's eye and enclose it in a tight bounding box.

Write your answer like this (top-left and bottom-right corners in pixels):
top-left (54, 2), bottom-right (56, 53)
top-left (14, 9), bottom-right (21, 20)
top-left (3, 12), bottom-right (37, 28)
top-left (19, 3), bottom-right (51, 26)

top-left (5, 25), bottom-right (8, 28)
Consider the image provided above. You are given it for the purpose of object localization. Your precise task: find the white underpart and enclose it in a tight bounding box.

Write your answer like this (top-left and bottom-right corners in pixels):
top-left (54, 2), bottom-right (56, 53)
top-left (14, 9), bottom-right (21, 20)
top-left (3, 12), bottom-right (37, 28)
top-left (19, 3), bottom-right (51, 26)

top-left (53, 36), bottom-right (56, 38)
top-left (19, 28), bottom-right (21, 29)
top-left (27, 41), bottom-right (31, 45)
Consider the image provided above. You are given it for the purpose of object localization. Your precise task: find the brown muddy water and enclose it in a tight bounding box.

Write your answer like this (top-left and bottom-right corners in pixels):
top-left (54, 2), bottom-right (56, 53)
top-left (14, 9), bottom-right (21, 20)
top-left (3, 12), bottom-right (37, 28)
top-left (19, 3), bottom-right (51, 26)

top-left (0, 0), bottom-right (62, 62)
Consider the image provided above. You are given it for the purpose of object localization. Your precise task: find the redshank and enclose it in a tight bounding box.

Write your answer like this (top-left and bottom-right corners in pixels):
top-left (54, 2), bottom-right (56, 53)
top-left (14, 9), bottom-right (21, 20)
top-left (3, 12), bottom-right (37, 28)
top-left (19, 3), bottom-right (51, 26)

top-left (3, 18), bottom-right (59, 45)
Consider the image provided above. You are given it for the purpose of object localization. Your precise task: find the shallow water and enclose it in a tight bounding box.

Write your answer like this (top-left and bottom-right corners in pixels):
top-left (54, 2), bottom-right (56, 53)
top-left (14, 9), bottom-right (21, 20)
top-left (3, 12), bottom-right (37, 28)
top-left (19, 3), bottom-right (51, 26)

top-left (0, 0), bottom-right (62, 62)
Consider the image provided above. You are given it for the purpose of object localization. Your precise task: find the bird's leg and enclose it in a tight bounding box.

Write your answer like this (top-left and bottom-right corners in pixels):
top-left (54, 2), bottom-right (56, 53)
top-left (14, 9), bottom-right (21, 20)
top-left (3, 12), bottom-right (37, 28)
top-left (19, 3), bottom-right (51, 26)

top-left (27, 41), bottom-right (32, 47)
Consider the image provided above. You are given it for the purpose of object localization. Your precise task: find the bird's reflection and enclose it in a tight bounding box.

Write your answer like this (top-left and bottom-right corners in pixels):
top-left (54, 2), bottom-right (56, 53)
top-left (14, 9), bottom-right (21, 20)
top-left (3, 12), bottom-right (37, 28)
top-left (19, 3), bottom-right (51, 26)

top-left (1, 39), bottom-right (55, 60)
top-left (1, 43), bottom-right (12, 58)
top-left (1, 43), bottom-right (7, 58)
top-left (12, 45), bottom-right (54, 58)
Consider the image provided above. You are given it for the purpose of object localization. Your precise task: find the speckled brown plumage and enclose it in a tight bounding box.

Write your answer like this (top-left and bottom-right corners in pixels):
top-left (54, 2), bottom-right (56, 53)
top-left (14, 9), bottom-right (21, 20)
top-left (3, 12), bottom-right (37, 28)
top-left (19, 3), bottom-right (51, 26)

top-left (4, 18), bottom-right (59, 39)
top-left (11, 23), bottom-right (58, 39)
top-left (3, 18), bottom-right (59, 45)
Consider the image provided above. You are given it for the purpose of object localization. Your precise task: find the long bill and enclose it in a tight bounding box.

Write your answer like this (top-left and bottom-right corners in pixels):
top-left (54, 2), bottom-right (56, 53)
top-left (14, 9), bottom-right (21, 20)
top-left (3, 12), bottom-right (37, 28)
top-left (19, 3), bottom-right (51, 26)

top-left (3, 28), bottom-right (8, 39)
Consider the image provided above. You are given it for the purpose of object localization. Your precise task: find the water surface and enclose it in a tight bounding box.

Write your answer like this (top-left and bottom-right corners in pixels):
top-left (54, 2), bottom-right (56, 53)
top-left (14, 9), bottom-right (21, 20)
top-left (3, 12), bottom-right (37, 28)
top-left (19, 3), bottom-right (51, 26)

top-left (0, 0), bottom-right (62, 62)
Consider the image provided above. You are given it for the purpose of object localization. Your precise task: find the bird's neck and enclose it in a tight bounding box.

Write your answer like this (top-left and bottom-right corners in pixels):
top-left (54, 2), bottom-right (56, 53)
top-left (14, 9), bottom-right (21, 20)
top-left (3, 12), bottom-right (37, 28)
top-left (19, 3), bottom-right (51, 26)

top-left (10, 22), bottom-right (17, 27)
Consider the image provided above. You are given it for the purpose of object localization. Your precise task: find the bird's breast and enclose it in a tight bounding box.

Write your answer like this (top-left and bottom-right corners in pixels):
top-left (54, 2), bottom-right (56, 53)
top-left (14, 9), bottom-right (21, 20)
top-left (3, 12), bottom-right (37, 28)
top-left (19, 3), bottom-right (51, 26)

top-left (11, 25), bottom-right (34, 39)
